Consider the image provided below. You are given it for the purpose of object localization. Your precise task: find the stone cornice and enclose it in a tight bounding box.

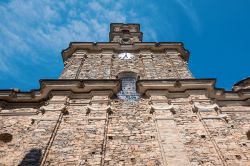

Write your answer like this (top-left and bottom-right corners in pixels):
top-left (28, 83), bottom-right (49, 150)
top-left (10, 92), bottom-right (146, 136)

top-left (61, 42), bottom-right (189, 62)
top-left (233, 77), bottom-right (250, 91)
top-left (0, 79), bottom-right (120, 103)
top-left (1, 79), bottom-right (250, 105)
top-left (110, 23), bottom-right (141, 30)
top-left (138, 79), bottom-right (250, 103)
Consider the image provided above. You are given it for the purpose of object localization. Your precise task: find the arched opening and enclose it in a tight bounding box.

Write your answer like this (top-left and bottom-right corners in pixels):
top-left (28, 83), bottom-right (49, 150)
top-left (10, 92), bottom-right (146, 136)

top-left (117, 72), bottom-right (140, 101)
top-left (122, 38), bottom-right (130, 43)
top-left (122, 33), bottom-right (131, 44)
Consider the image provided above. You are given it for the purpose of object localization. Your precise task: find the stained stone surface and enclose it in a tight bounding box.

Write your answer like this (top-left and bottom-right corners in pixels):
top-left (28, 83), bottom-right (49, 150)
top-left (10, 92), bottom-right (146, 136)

top-left (1, 23), bottom-right (250, 166)
top-left (104, 100), bottom-right (163, 166)
top-left (60, 51), bottom-right (193, 79)
top-left (0, 110), bottom-right (59, 165)
top-left (1, 95), bottom-right (250, 165)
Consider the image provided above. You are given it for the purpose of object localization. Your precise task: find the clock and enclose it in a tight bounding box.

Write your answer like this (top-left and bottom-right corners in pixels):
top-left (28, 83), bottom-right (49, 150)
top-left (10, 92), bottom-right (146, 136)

top-left (118, 53), bottom-right (134, 60)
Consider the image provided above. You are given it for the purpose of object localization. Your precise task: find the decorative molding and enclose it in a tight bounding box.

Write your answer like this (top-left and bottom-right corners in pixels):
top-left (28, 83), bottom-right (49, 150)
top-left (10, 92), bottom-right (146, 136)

top-left (201, 114), bottom-right (228, 120)
top-left (0, 80), bottom-right (119, 103)
top-left (87, 105), bottom-right (110, 112)
top-left (0, 79), bottom-right (250, 107)
top-left (0, 107), bottom-right (39, 116)
top-left (154, 117), bottom-right (174, 120)
top-left (40, 104), bottom-right (67, 112)
top-left (138, 79), bottom-right (250, 104)
top-left (0, 111), bottom-right (39, 116)
top-left (193, 102), bottom-right (219, 112)
top-left (192, 101), bottom-right (229, 121)
top-left (151, 104), bottom-right (174, 110)
top-left (61, 42), bottom-right (189, 62)
top-left (233, 77), bottom-right (250, 91)
top-left (150, 103), bottom-right (175, 115)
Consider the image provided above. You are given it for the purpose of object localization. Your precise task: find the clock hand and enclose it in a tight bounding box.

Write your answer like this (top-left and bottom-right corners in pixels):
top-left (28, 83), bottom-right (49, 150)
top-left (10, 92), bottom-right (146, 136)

top-left (124, 53), bottom-right (128, 59)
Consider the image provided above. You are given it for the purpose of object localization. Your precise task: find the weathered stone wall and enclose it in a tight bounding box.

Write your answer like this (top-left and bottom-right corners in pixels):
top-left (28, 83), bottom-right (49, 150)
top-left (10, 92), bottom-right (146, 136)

top-left (1, 22), bottom-right (250, 166)
top-left (60, 53), bottom-right (84, 79)
top-left (150, 95), bottom-right (190, 166)
top-left (60, 50), bottom-right (193, 79)
top-left (0, 108), bottom-right (60, 165)
top-left (1, 95), bottom-right (250, 165)
top-left (104, 99), bottom-right (163, 166)
top-left (220, 106), bottom-right (250, 165)
top-left (171, 96), bottom-right (225, 166)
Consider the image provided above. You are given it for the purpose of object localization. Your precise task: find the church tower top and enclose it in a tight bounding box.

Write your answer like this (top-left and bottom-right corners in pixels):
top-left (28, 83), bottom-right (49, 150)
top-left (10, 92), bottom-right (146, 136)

top-left (109, 23), bottom-right (143, 44)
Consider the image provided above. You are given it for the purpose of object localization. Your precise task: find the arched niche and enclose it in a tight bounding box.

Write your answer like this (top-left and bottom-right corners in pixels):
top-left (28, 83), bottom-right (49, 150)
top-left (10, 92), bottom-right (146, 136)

top-left (116, 72), bottom-right (140, 101)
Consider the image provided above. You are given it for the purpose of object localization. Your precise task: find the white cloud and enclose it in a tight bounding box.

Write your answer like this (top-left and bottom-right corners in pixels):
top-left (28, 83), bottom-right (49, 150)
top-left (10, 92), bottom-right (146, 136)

top-left (175, 0), bottom-right (201, 32)
top-left (88, 1), bottom-right (103, 11)
top-left (0, 0), bottom-right (159, 89)
top-left (0, 1), bottom-right (126, 69)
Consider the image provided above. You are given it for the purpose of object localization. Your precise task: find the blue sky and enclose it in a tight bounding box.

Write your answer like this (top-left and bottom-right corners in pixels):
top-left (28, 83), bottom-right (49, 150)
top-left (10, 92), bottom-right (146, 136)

top-left (0, 0), bottom-right (249, 91)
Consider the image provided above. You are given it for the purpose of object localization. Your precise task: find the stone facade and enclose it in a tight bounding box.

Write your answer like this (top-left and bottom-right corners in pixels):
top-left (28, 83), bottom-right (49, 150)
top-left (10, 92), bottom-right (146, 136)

top-left (59, 49), bottom-right (192, 80)
top-left (0, 23), bottom-right (250, 166)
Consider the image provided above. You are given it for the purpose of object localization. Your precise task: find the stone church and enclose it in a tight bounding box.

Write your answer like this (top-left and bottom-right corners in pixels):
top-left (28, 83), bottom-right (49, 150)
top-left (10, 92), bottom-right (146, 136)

top-left (0, 23), bottom-right (250, 166)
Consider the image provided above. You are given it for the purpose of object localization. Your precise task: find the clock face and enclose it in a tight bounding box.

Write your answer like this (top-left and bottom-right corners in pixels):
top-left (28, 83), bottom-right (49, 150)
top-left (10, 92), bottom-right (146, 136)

top-left (118, 53), bottom-right (134, 60)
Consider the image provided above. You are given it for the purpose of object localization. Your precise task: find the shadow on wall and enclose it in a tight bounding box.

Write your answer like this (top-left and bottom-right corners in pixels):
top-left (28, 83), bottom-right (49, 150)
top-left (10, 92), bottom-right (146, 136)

top-left (19, 148), bottom-right (42, 166)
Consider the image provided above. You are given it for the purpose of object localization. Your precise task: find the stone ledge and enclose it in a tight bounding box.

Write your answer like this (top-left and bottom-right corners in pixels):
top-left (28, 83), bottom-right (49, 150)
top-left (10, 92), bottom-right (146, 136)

top-left (62, 42), bottom-right (189, 62)
top-left (0, 79), bottom-right (119, 103)
top-left (138, 79), bottom-right (250, 103)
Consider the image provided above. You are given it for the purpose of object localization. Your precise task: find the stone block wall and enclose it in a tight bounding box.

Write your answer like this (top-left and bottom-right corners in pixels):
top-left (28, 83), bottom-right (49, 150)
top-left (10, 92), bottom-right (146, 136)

top-left (0, 109), bottom-right (60, 165)
top-left (60, 50), bottom-right (193, 79)
top-left (220, 106), bottom-right (250, 165)
top-left (104, 99), bottom-right (163, 166)
top-left (1, 94), bottom-right (250, 165)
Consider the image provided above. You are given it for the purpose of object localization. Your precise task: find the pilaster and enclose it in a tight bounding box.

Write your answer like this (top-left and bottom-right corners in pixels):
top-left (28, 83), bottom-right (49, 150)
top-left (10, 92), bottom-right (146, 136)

top-left (150, 95), bottom-right (191, 166)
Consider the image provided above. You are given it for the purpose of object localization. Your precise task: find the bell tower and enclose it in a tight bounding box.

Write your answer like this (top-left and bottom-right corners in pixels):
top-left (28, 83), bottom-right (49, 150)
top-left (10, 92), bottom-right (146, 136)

top-left (60, 23), bottom-right (193, 80)
top-left (109, 23), bottom-right (143, 44)
top-left (1, 23), bottom-right (250, 166)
